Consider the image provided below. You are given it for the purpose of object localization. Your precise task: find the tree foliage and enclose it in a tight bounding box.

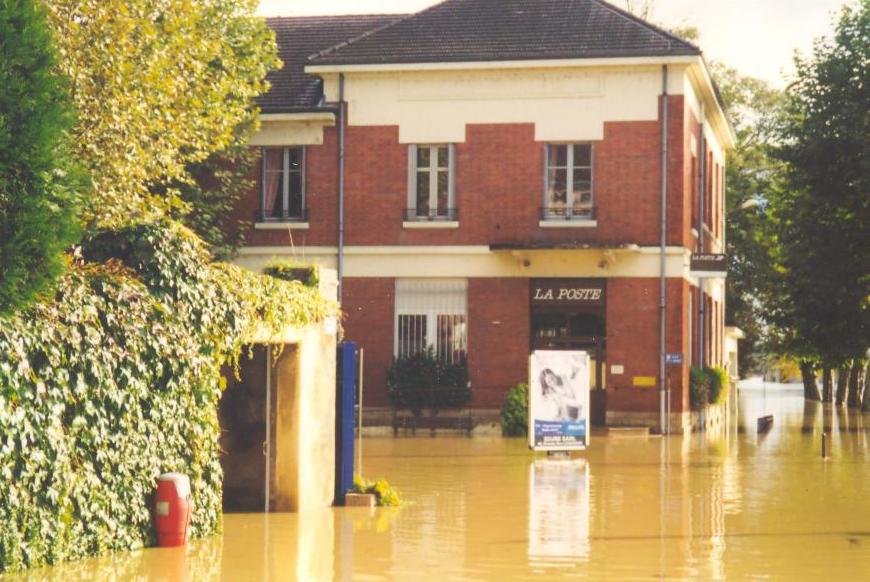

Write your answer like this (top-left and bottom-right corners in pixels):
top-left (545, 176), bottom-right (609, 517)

top-left (769, 2), bottom-right (870, 369)
top-left (0, 0), bottom-right (84, 315)
top-left (0, 220), bottom-right (337, 573)
top-left (710, 62), bottom-right (786, 374)
top-left (44, 0), bottom-right (279, 228)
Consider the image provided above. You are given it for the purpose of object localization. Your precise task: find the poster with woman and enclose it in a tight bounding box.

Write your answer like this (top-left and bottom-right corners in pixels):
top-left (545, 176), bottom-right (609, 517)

top-left (528, 350), bottom-right (590, 450)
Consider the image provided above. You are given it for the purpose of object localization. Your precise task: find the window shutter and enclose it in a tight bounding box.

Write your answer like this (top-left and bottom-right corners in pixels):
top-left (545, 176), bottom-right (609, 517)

top-left (542, 144), bottom-right (549, 211)
top-left (448, 143), bottom-right (456, 211)
top-left (282, 147), bottom-right (290, 220)
top-left (259, 147), bottom-right (266, 222)
top-left (301, 146), bottom-right (307, 216)
top-left (407, 144), bottom-right (417, 212)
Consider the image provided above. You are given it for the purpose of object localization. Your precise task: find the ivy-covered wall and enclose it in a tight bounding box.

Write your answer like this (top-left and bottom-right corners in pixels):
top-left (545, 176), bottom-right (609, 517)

top-left (0, 220), bottom-right (336, 573)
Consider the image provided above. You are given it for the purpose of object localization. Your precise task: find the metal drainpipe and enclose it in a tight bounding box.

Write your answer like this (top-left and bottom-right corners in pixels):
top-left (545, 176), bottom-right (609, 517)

top-left (337, 74), bottom-right (346, 304)
top-left (658, 65), bottom-right (669, 434)
top-left (698, 104), bottom-right (706, 368)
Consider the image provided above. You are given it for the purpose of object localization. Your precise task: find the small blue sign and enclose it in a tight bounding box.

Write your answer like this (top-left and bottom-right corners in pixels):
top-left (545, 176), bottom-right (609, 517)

top-left (665, 353), bottom-right (683, 365)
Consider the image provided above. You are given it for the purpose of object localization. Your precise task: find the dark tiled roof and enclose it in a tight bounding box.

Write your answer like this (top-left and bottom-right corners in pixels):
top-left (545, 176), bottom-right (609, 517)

top-left (258, 15), bottom-right (403, 113)
top-left (309, 0), bottom-right (700, 66)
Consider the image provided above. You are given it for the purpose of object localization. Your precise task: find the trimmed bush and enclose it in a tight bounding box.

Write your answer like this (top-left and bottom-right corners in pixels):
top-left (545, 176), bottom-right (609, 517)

top-left (0, 220), bottom-right (336, 573)
top-left (500, 383), bottom-right (529, 437)
top-left (689, 366), bottom-right (730, 410)
top-left (689, 367), bottom-right (710, 410)
top-left (707, 366), bottom-right (729, 405)
top-left (387, 348), bottom-right (470, 416)
top-left (263, 260), bottom-right (320, 288)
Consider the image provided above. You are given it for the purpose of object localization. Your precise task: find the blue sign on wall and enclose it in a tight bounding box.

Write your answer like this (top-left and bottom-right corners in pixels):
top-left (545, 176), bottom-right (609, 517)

top-left (665, 353), bottom-right (684, 365)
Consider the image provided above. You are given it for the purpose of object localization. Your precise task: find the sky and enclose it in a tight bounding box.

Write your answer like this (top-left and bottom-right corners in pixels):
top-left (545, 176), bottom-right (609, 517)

top-left (257, 0), bottom-right (849, 86)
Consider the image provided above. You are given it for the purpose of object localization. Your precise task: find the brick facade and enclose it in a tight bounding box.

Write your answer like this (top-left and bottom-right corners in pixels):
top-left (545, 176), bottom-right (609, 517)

top-left (341, 278), bottom-right (394, 408)
top-left (239, 98), bottom-right (691, 249)
top-left (467, 278), bottom-right (531, 408)
top-left (341, 275), bottom-right (698, 414)
top-left (234, 82), bottom-right (726, 423)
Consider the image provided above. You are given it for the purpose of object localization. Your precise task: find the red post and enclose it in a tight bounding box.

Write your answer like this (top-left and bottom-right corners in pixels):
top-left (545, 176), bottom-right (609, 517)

top-left (154, 473), bottom-right (191, 547)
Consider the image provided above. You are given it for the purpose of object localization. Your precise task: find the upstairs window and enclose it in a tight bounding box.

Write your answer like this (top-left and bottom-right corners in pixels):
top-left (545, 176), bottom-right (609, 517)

top-left (543, 144), bottom-right (594, 220)
top-left (407, 144), bottom-right (456, 221)
top-left (260, 146), bottom-right (305, 222)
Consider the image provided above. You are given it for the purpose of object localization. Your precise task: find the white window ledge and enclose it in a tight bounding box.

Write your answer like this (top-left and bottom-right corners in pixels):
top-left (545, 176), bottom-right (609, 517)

top-left (402, 221), bottom-right (460, 229)
top-left (254, 222), bottom-right (310, 230)
top-left (539, 220), bottom-right (598, 228)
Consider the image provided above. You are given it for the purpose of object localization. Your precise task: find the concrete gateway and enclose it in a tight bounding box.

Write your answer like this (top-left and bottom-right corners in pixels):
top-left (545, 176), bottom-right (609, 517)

top-left (232, 0), bottom-right (735, 432)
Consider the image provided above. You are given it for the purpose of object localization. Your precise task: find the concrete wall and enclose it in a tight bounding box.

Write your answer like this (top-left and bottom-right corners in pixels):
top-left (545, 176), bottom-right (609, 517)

top-left (222, 269), bottom-right (338, 512)
top-left (272, 322), bottom-right (337, 511)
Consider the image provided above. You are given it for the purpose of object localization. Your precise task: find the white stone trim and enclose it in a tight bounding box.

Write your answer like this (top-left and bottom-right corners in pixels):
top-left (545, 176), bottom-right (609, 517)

top-left (538, 220), bottom-right (598, 228)
top-left (253, 222), bottom-right (310, 230)
top-left (402, 221), bottom-right (460, 229)
top-left (235, 244), bottom-right (701, 281)
top-left (259, 112), bottom-right (336, 122)
top-left (306, 55), bottom-right (699, 74)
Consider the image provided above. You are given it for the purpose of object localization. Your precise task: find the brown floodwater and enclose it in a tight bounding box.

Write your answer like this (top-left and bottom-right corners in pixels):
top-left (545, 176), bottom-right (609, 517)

top-left (9, 384), bottom-right (870, 581)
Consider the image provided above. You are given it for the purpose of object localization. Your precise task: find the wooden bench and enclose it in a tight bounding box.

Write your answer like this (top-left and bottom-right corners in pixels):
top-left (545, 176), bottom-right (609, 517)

top-left (392, 414), bottom-right (474, 436)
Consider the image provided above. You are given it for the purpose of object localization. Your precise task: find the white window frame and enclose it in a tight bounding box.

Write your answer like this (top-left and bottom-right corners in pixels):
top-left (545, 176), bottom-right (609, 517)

top-left (407, 144), bottom-right (456, 222)
top-left (394, 279), bottom-right (468, 363)
top-left (259, 145), bottom-right (306, 222)
top-left (542, 143), bottom-right (595, 224)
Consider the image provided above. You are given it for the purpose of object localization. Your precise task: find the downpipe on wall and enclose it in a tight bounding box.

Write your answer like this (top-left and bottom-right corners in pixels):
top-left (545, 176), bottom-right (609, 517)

top-left (658, 65), bottom-right (669, 435)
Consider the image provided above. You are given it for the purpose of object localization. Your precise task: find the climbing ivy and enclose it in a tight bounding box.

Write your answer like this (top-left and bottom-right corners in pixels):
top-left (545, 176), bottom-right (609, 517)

top-left (0, 219), bottom-right (336, 573)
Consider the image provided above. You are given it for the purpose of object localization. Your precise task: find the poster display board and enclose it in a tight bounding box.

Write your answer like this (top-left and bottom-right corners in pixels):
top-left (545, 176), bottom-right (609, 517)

top-left (528, 350), bottom-right (590, 451)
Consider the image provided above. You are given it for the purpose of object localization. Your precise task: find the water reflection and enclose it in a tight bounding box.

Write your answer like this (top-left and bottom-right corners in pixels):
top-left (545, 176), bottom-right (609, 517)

top-left (528, 458), bottom-right (589, 568)
top-left (11, 384), bottom-right (870, 581)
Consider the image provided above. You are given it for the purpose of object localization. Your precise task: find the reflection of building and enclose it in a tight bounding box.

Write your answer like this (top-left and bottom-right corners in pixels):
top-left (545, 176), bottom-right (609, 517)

top-left (233, 0), bottom-right (734, 430)
top-left (528, 460), bottom-right (590, 566)
top-left (724, 326), bottom-right (744, 382)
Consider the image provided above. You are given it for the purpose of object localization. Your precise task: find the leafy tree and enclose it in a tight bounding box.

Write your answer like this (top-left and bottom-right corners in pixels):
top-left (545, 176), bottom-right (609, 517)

top-left (710, 63), bottom-right (786, 376)
top-left (158, 127), bottom-right (258, 259)
top-left (0, 0), bottom-right (83, 315)
top-left (770, 1), bottom-right (869, 394)
top-left (44, 0), bottom-right (280, 229)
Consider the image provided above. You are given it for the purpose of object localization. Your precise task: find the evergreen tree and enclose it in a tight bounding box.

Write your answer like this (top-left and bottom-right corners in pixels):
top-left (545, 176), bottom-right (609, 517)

top-left (0, 0), bottom-right (83, 315)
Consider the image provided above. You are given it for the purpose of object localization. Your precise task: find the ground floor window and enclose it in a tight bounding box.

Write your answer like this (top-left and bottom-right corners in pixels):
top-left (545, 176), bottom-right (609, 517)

top-left (394, 279), bottom-right (467, 363)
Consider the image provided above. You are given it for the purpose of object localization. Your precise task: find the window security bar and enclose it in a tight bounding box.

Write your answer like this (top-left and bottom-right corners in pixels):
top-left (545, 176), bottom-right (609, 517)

top-left (403, 208), bottom-right (459, 221)
top-left (254, 207), bottom-right (309, 223)
top-left (539, 206), bottom-right (596, 220)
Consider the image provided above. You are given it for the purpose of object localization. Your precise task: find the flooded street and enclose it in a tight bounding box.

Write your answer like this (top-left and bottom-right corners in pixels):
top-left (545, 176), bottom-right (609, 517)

top-left (11, 384), bottom-right (870, 581)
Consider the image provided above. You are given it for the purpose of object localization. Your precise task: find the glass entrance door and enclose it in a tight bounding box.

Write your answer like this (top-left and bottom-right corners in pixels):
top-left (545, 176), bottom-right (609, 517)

top-left (531, 311), bottom-right (607, 425)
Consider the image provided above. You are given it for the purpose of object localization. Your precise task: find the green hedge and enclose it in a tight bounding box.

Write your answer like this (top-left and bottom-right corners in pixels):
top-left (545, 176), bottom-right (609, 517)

top-left (500, 383), bottom-right (529, 437)
top-left (262, 260), bottom-right (320, 288)
top-left (0, 220), bottom-right (336, 573)
top-left (387, 348), bottom-right (470, 416)
top-left (689, 366), bottom-right (730, 410)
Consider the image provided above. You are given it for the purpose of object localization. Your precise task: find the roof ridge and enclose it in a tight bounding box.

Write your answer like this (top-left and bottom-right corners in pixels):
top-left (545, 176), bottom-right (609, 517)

top-left (308, 0), bottom-right (452, 62)
top-left (266, 13), bottom-right (406, 23)
top-left (588, 0), bottom-right (701, 53)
